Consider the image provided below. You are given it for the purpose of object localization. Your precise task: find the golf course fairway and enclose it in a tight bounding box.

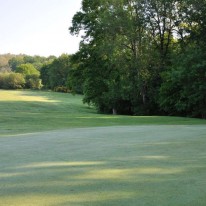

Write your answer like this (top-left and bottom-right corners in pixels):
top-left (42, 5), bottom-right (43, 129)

top-left (0, 126), bottom-right (206, 206)
top-left (0, 90), bottom-right (206, 205)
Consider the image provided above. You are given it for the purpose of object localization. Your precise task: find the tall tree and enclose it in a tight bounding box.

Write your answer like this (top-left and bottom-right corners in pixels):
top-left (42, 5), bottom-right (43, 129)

top-left (159, 0), bottom-right (206, 118)
top-left (69, 0), bottom-right (206, 117)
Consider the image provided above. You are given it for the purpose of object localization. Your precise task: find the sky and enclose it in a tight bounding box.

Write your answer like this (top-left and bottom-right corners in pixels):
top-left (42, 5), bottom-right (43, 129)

top-left (0, 0), bottom-right (82, 57)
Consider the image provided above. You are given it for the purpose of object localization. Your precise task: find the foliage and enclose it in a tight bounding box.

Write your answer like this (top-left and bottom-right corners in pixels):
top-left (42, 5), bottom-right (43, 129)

top-left (0, 54), bottom-right (15, 72)
top-left (40, 63), bottom-right (51, 89)
top-left (48, 54), bottom-right (71, 89)
top-left (40, 54), bottom-right (72, 92)
top-left (69, 0), bottom-right (170, 114)
top-left (0, 72), bottom-right (25, 89)
top-left (159, 0), bottom-right (206, 118)
top-left (15, 63), bottom-right (41, 89)
top-left (16, 63), bottom-right (40, 76)
top-left (26, 74), bottom-right (43, 90)
top-left (0, 54), bottom-right (56, 90)
top-left (160, 46), bottom-right (206, 118)
top-left (54, 86), bottom-right (70, 93)
top-left (8, 56), bottom-right (25, 71)
top-left (8, 54), bottom-right (56, 71)
top-left (69, 0), bottom-right (206, 118)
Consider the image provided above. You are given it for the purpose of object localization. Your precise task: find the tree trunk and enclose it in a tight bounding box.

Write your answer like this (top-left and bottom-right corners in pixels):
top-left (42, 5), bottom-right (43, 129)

top-left (142, 93), bottom-right (146, 105)
top-left (112, 108), bottom-right (117, 115)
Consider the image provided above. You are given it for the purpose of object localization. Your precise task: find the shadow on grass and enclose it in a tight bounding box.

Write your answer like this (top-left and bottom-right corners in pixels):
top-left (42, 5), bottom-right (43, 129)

top-left (1, 158), bottom-right (206, 206)
top-left (0, 102), bottom-right (199, 136)
top-left (1, 90), bottom-right (206, 135)
top-left (0, 97), bottom-right (96, 135)
top-left (1, 126), bottom-right (206, 206)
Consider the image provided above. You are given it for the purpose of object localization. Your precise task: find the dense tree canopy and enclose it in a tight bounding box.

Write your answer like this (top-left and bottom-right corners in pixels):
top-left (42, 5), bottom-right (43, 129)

top-left (40, 54), bottom-right (72, 92)
top-left (16, 63), bottom-right (40, 76)
top-left (1, 0), bottom-right (205, 118)
top-left (69, 0), bottom-right (206, 118)
top-left (0, 54), bottom-right (54, 90)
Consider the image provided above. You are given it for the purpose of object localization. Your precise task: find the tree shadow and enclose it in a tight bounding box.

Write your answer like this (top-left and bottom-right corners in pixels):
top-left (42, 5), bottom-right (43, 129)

top-left (1, 126), bottom-right (206, 205)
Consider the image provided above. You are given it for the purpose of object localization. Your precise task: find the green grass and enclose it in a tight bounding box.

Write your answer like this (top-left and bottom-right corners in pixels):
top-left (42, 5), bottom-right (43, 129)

top-left (1, 126), bottom-right (206, 206)
top-left (0, 90), bottom-right (206, 205)
top-left (0, 89), bottom-right (205, 136)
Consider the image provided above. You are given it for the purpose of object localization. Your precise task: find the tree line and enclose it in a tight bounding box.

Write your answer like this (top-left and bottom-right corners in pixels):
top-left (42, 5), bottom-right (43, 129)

top-left (0, 54), bottom-right (72, 91)
top-left (1, 0), bottom-right (206, 119)
top-left (68, 0), bottom-right (206, 118)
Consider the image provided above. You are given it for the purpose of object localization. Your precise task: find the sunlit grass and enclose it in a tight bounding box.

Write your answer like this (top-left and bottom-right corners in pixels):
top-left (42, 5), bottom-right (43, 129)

top-left (18, 161), bottom-right (105, 169)
top-left (0, 126), bottom-right (206, 205)
top-left (0, 90), bottom-right (59, 102)
top-left (0, 89), bottom-right (205, 136)
top-left (0, 90), bottom-right (206, 205)
top-left (0, 192), bottom-right (135, 206)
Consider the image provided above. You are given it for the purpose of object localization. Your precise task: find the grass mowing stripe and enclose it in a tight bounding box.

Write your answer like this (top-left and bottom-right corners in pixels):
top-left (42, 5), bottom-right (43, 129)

top-left (1, 90), bottom-right (206, 205)
top-left (0, 126), bottom-right (206, 206)
top-left (0, 90), bottom-right (205, 136)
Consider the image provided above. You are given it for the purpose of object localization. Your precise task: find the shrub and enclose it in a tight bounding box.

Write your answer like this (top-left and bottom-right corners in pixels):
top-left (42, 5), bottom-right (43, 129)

top-left (0, 72), bottom-right (25, 89)
top-left (26, 74), bottom-right (42, 89)
top-left (54, 86), bottom-right (70, 93)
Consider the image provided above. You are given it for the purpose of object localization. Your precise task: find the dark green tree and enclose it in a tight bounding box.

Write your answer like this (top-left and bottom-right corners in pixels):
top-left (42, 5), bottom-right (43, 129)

top-left (160, 46), bottom-right (206, 118)
top-left (40, 63), bottom-right (52, 89)
top-left (8, 56), bottom-right (24, 71)
top-left (69, 0), bottom-right (206, 117)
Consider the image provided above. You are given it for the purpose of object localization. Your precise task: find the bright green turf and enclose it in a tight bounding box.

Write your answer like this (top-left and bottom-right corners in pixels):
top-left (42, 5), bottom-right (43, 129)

top-left (0, 90), bottom-right (206, 205)
top-left (0, 126), bottom-right (206, 206)
top-left (0, 89), bottom-right (205, 136)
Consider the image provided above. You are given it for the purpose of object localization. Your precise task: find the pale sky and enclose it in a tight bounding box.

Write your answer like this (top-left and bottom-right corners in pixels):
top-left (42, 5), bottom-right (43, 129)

top-left (0, 0), bottom-right (82, 57)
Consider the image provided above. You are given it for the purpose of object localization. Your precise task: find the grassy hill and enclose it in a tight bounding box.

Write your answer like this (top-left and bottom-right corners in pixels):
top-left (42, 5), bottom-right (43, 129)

top-left (0, 90), bottom-right (205, 135)
top-left (0, 90), bottom-right (206, 206)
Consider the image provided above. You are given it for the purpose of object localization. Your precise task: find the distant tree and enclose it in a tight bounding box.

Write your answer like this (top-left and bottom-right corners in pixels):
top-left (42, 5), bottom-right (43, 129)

top-left (67, 55), bottom-right (84, 94)
top-left (48, 54), bottom-right (71, 91)
top-left (0, 66), bottom-right (11, 73)
top-left (0, 54), bottom-right (17, 72)
top-left (39, 54), bottom-right (72, 92)
top-left (26, 74), bottom-right (42, 89)
top-left (8, 56), bottom-right (24, 71)
top-left (0, 72), bottom-right (25, 89)
top-left (16, 63), bottom-right (41, 89)
top-left (0, 55), bottom-right (9, 68)
top-left (16, 63), bottom-right (40, 76)
top-left (23, 55), bottom-right (36, 64)
top-left (1, 54), bottom-right (57, 90)
top-left (40, 63), bottom-right (52, 89)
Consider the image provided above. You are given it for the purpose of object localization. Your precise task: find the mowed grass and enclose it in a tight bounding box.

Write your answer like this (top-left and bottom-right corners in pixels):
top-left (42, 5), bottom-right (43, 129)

top-left (0, 90), bottom-right (206, 206)
top-left (1, 126), bottom-right (206, 206)
top-left (0, 89), bottom-right (205, 136)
